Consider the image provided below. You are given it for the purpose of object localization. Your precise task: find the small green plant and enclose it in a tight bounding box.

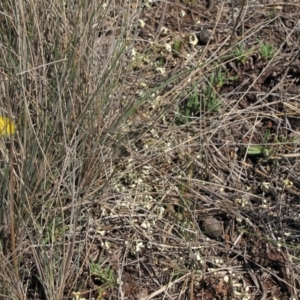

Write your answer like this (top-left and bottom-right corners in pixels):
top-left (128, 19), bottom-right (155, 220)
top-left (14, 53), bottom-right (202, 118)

top-left (247, 145), bottom-right (270, 158)
top-left (156, 56), bottom-right (166, 67)
top-left (246, 129), bottom-right (300, 166)
top-left (246, 143), bottom-right (282, 166)
top-left (172, 38), bottom-right (182, 52)
top-left (184, 84), bottom-right (200, 117)
top-left (176, 83), bottom-right (200, 124)
top-left (174, 69), bottom-right (226, 123)
top-left (263, 128), bottom-right (271, 142)
top-left (202, 69), bottom-right (224, 112)
top-left (214, 67), bottom-right (226, 90)
top-left (90, 260), bottom-right (117, 297)
top-left (247, 129), bottom-right (274, 161)
top-left (275, 135), bottom-right (288, 143)
top-left (232, 43), bottom-right (254, 64)
top-left (257, 39), bottom-right (275, 59)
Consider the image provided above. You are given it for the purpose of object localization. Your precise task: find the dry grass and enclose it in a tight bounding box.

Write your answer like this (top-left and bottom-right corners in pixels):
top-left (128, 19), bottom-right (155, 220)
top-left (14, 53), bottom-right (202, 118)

top-left (0, 0), bottom-right (300, 299)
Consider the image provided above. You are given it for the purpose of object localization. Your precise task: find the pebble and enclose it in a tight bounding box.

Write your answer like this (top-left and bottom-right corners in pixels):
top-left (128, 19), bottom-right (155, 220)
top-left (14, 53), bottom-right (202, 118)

top-left (200, 217), bottom-right (223, 239)
top-left (197, 27), bottom-right (213, 45)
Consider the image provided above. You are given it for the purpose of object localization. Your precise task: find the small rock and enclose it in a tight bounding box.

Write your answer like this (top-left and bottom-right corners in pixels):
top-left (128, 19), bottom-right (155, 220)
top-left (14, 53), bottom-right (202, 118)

top-left (197, 27), bottom-right (213, 45)
top-left (200, 217), bottom-right (223, 239)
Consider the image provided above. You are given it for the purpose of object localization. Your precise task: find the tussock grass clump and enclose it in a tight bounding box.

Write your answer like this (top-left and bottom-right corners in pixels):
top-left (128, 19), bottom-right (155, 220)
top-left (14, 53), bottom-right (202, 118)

top-left (0, 0), bottom-right (155, 298)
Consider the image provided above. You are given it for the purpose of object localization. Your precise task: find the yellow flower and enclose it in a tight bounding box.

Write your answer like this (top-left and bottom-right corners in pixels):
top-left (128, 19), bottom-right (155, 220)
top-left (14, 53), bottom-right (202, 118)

top-left (0, 117), bottom-right (16, 137)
